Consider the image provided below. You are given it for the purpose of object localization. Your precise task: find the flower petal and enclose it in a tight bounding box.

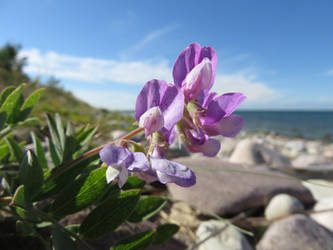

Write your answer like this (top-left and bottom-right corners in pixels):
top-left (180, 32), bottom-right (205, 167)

top-left (200, 99), bottom-right (226, 126)
top-left (135, 79), bottom-right (168, 122)
top-left (106, 166), bottom-right (120, 184)
top-left (199, 46), bottom-right (217, 92)
top-left (128, 152), bottom-right (150, 172)
top-left (139, 106), bottom-right (164, 136)
top-left (203, 114), bottom-right (245, 137)
top-left (172, 43), bottom-right (201, 88)
top-left (159, 85), bottom-right (184, 130)
top-left (214, 93), bottom-right (246, 116)
top-left (155, 163), bottom-right (196, 187)
top-left (184, 58), bottom-right (212, 101)
top-left (117, 165), bottom-right (129, 188)
top-left (186, 138), bottom-right (221, 157)
top-left (100, 145), bottom-right (133, 166)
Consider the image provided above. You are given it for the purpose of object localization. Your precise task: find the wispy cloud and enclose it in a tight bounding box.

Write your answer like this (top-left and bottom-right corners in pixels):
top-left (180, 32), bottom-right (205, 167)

top-left (19, 48), bottom-right (280, 109)
top-left (20, 48), bottom-right (172, 84)
top-left (213, 73), bottom-right (279, 104)
top-left (327, 69), bottom-right (333, 75)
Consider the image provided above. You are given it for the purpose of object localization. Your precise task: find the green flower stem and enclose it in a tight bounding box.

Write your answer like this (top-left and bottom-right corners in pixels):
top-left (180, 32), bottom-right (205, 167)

top-left (45, 127), bottom-right (144, 183)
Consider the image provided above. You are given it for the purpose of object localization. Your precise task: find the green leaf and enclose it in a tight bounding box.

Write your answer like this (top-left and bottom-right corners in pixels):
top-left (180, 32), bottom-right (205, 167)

top-left (79, 190), bottom-right (141, 239)
top-left (46, 114), bottom-right (63, 162)
top-left (112, 230), bottom-right (156, 250)
top-left (0, 84), bottom-right (24, 123)
top-left (37, 155), bottom-right (99, 200)
top-left (10, 185), bottom-right (37, 221)
top-left (48, 138), bottom-right (60, 167)
top-left (77, 126), bottom-right (97, 146)
top-left (128, 196), bottom-right (166, 223)
top-left (55, 113), bottom-right (66, 151)
top-left (5, 137), bottom-right (24, 163)
top-left (152, 224), bottom-right (179, 246)
top-left (0, 86), bottom-right (15, 108)
top-left (0, 112), bottom-right (7, 130)
top-left (0, 143), bottom-right (9, 161)
top-left (52, 226), bottom-right (77, 250)
top-left (31, 132), bottom-right (48, 170)
top-left (123, 176), bottom-right (146, 190)
top-left (19, 150), bottom-right (44, 201)
top-left (20, 88), bottom-right (45, 121)
top-left (50, 167), bottom-right (108, 217)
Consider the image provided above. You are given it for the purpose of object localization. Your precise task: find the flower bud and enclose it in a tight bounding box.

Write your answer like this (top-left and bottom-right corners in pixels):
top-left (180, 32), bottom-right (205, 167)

top-left (139, 106), bottom-right (164, 136)
top-left (184, 57), bottom-right (212, 100)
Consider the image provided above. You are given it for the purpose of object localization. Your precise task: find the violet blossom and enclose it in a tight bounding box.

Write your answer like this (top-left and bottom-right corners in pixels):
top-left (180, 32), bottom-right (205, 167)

top-left (172, 43), bottom-right (246, 156)
top-left (137, 146), bottom-right (196, 187)
top-left (99, 145), bottom-right (149, 188)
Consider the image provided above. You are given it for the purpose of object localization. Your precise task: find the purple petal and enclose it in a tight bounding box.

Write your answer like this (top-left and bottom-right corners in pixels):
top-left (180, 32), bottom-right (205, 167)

top-left (100, 145), bottom-right (133, 166)
top-left (199, 99), bottom-right (226, 126)
top-left (183, 58), bottom-right (212, 101)
top-left (136, 171), bottom-right (158, 183)
top-left (135, 79), bottom-right (168, 122)
top-left (203, 114), bottom-right (245, 137)
top-left (186, 138), bottom-right (221, 157)
top-left (159, 85), bottom-right (184, 130)
top-left (128, 152), bottom-right (150, 172)
top-left (201, 92), bottom-right (218, 107)
top-left (139, 106), bottom-right (164, 136)
top-left (163, 126), bottom-right (177, 146)
top-left (214, 93), bottom-right (246, 116)
top-left (172, 43), bottom-right (201, 88)
top-left (152, 159), bottom-right (196, 187)
top-left (199, 46), bottom-right (217, 93)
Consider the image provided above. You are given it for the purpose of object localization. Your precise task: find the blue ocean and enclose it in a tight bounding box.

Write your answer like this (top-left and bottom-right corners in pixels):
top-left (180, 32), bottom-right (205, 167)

top-left (235, 111), bottom-right (333, 140)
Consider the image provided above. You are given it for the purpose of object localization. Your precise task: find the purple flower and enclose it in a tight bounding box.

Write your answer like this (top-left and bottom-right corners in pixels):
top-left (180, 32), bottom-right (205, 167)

top-left (100, 145), bottom-right (149, 188)
top-left (172, 43), bottom-right (246, 156)
top-left (135, 79), bottom-right (184, 135)
top-left (138, 146), bottom-right (196, 187)
top-left (173, 43), bottom-right (217, 100)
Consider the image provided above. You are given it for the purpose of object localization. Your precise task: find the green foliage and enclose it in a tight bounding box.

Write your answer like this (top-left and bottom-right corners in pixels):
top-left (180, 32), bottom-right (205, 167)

top-left (79, 190), bottom-right (141, 239)
top-left (128, 196), bottom-right (166, 223)
top-left (152, 224), bottom-right (180, 245)
top-left (112, 230), bottom-right (156, 250)
top-left (50, 166), bottom-right (108, 217)
top-left (0, 75), bottom-right (178, 249)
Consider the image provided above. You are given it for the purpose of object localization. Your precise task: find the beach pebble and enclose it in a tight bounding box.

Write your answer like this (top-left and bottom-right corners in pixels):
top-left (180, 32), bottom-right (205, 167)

top-left (264, 194), bottom-right (304, 220)
top-left (311, 196), bottom-right (333, 232)
top-left (229, 138), bottom-right (290, 168)
top-left (302, 179), bottom-right (333, 201)
top-left (196, 220), bottom-right (252, 250)
top-left (281, 140), bottom-right (306, 158)
top-left (257, 214), bottom-right (333, 250)
top-left (292, 154), bottom-right (332, 169)
top-left (167, 157), bottom-right (314, 216)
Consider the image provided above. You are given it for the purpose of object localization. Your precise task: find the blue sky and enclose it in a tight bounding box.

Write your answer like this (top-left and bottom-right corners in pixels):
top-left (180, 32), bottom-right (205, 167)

top-left (1, 0), bottom-right (333, 110)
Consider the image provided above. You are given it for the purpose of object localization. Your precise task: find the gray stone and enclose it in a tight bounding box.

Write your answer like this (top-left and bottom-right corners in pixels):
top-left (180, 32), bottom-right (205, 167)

top-left (282, 140), bottom-right (306, 158)
top-left (257, 214), bottom-right (333, 250)
top-left (229, 139), bottom-right (290, 168)
top-left (264, 193), bottom-right (304, 220)
top-left (167, 157), bottom-right (314, 216)
top-left (311, 196), bottom-right (333, 232)
top-left (196, 220), bottom-right (252, 250)
top-left (292, 154), bottom-right (332, 169)
top-left (302, 179), bottom-right (333, 201)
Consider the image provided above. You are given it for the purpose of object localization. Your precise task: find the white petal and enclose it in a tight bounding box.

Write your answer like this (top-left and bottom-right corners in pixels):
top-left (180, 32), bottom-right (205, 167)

top-left (117, 165), bottom-right (129, 188)
top-left (106, 166), bottom-right (120, 184)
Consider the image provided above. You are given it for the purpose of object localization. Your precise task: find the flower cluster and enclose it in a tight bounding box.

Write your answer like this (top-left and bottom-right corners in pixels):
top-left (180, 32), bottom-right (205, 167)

top-left (100, 43), bottom-right (245, 188)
